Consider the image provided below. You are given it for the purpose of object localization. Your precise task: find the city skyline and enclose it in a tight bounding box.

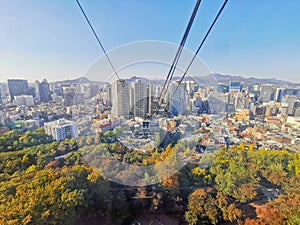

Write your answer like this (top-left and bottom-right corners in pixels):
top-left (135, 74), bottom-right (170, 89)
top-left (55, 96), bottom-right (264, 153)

top-left (1, 2), bottom-right (300, 224)
top-left (0, 1), bottom-right (300, 83)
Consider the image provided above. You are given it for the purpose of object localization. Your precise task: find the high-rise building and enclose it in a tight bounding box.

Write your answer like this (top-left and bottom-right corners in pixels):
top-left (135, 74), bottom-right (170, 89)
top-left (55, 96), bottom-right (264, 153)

top-left (217, 83), bottom-right (229, 93)
top-left (281, 103), bottom-right (289, 116)
top-left (78, 83), bottom-right (91, 99)
top-left (103, 84), bottom-right (112, 106)
top-left (147, 84), bottom-right (154, 114)
top-left (265, 103), bottom-right (279, 117)
top-left (28, 86), bottom-right (35, 97)
top-left (35, 79), bottom-right (51, 102)
top-left (285, 88), bottom-right (298, 96)
top-left (154, 85), bottom-right (162, 98)
top-left (294, 102), bottom-right (300, 117)
top-left (73, 93), bottom-right (85, 105)
top-left (130, 85), bottom-right (134, 112)
top-left (62, 87), bottom-right (76, 106)
top-left (233, 92), bottom-right (250, 110)
top-left (7, 79), bottom-right (30, 102)
top-left (275, 88), bottom-right (285, 102)
top-left (281, 95), bottom-right (297, 116)
top-left (193, 97), bottom-right (211, 114)
top-left (44, 119), bottom-right (78, 141)
top-left (90, 84), bottom-right (99, 97)
top-left (14, 95), bottom-right (34, 106)
top-left (253, 105), bottom-right (266, 116)
top-left (207, 92), bottom-right (226, 113)
top-left (78, 83), bottom-right (99, 99)
top-left (52, 87), bottom-right (63, 97)
top-left (132, 80), bottom-right (147, 118)
top-left (169, 81), bottom-right (186, 115)
top-left (112, 80), bottom-right (130, 119)
top-left (229, 82), bottom-right (243, 92)
top-left (260, 85), bottom-right (276, 103)
top-left (276, 88), bottom-right (299, 102)
top-left (184, 80), bottom-right (197, 97)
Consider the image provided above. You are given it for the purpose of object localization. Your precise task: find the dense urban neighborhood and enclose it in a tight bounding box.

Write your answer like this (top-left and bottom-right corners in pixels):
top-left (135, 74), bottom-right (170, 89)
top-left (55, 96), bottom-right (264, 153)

top-left (1, 75), bottom-right (300, 152)
top-left (0, 74), bottom-right (300, 224)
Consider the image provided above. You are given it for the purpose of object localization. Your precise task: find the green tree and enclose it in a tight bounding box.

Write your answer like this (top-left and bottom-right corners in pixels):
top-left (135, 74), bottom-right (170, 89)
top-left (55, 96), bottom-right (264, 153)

top-left (185, 188), bottom-right (220, 225)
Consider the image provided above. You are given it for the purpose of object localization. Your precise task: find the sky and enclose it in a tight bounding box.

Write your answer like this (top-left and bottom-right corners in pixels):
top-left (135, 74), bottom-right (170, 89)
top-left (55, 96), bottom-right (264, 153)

top-left (0, 0), bottom-right (300, 83)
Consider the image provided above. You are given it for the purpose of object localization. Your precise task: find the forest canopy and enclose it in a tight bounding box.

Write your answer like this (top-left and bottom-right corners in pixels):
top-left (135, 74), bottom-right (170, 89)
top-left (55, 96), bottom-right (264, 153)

top-left (0, 129), bottom-right (299, 225)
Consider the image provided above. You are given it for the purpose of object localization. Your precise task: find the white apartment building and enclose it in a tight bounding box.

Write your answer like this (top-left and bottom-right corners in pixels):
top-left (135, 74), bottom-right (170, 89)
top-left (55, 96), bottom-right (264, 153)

top-left (14, 95), bottom-right (34, 106)
top-left (44, 119), bottom-right (78, 141)
top-left (112, 80), bottom-right (130, 119)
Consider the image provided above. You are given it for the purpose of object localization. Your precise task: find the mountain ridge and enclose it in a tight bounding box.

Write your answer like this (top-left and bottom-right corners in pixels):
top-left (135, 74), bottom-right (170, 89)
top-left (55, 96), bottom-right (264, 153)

top-left (52, 74), bottom-right (297, 86)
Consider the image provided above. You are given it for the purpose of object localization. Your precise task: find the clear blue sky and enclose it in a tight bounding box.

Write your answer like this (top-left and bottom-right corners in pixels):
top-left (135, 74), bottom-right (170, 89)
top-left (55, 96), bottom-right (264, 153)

top-left (0, 0), bottom-right (300, 82)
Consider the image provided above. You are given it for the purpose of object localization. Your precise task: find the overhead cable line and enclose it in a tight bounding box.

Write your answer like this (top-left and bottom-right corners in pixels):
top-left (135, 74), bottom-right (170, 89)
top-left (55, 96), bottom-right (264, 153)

top-left (170, 0), bottom-right (228, 100)
top-left (158, 0), bottom-right (202, 103)
top-left (75, 0), bottom-right (121, 81)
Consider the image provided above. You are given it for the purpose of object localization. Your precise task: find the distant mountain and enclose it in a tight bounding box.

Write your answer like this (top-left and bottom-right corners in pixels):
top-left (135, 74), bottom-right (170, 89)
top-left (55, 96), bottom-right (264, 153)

top-left (54, 76), bottom-right (164, 85)
top-left (149, 73), bottom-right (294, 86)
top-left (192, 73), bottom-right (294, 86)
top-left (51, 77), bottom-right (107, 85)
top-left (126, 76), bottom-right (165, 84)
top-left (51, 74), bottom-right (296, 86)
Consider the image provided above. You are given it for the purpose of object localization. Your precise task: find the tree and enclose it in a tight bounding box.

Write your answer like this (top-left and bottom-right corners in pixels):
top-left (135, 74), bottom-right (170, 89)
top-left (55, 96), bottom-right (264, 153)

top-left (226, 203), bottom-right (242, 222)
top-left (25, 165), bottom-right (36, 173)
top-left (185, 188), bottom-right (220, 225)
top-left (0, 169), bottom-right (85, 225)
top-left (85, 137), bottom-right (93, 146)
top-left (191, 167), bottom-right (212, 185)
top-left (210, 147), bottom-right (258, 202)
top-left (184, 147), bottom-right (192, 158)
